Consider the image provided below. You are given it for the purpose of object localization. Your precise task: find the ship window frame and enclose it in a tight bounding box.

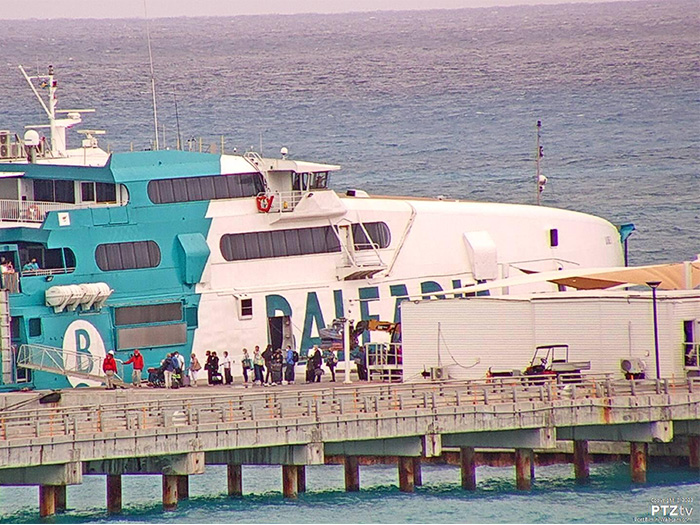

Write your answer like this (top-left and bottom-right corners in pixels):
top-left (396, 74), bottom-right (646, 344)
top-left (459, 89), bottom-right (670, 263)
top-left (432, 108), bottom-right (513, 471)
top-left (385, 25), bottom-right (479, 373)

top-left (219, 225), bottom-right (342, 262)
top-left (352, 221), bottom-right (391, 251)
top-left (114, 302), bottom-right (183, 327)
top-left (147, 173), bottom-right (265, 204)
top-left (95, 240), bottom-right (161, 271)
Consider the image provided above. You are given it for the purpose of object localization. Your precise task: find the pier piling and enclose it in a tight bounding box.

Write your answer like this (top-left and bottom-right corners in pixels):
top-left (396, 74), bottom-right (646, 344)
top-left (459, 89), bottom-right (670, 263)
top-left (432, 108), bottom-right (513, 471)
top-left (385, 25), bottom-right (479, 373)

top-left (344, 456), bottom-right (360, 492)
top-left (398, 457), bottom-right (415, 493)
top-left (514, 449), bottom-right (532, 490)
top-left (689, 435), bottom-right (700, 469)
top-left (413, 457), bottom-right (423, 486)
top-left (630, 442), bottom-right (648, 483)
top-left (39, 485), bottom-right (57, 518)
top-left (162, 475), bottom-right (179, 511)
top-left (297, 465), bottom-right (307, 493)
top-left (106, 474), bottom-right (122, 514)
top-left (573, 440), bottom-right (590, 482)
top-left (55, 485), bottom-right (67, 512)
top-left (176, 475), bottom-right (189, 500)
top-left (282, 465), bottom-right (298, 499)
top-left (227, 464), bottom-right (243, 497)
top-left (460, 447), bottom-right (477, 490)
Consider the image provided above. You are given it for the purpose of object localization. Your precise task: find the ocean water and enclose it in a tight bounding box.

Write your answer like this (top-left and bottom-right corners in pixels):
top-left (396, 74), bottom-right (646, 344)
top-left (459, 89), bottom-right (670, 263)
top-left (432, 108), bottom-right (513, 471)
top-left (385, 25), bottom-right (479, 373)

top-left (0, 463), bottom-right (698, 523)
top-left (0, 0), bottom-right (698, 266)
top-left (0, 1), bottom-right (699, 522)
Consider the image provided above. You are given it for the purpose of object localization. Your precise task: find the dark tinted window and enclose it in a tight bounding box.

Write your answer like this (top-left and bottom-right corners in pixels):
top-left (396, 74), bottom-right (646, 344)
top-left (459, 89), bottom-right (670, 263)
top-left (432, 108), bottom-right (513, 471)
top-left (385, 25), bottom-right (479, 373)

top-left (95, 241), bottom-right (161, 271)
top-left (148, 173), bottom-right (264, 204)
top-left (220, 226), bottom-right (341, 261)
top-left (115, 302), bottom-right (183, 326)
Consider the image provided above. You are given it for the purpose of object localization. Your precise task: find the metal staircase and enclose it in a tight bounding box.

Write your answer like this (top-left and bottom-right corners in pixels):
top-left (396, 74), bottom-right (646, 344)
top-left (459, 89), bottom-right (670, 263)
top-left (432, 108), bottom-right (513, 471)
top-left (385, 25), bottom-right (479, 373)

top-left (17, 344), bottom-right (126, 386)
top-left (334, 222), bottom-right (387, 280)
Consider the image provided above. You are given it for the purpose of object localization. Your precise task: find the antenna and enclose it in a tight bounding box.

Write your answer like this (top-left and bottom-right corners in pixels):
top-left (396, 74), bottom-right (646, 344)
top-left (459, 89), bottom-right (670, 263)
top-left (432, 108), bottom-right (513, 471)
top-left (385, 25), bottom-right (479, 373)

top-left (144, 0), bottom-right (159, 151)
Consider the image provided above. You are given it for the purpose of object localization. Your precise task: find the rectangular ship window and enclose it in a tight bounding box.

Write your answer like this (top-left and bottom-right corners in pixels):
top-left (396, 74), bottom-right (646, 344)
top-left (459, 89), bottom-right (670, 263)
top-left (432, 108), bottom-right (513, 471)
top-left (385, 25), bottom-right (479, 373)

top-left (115, 302), bottom-right (183, 326)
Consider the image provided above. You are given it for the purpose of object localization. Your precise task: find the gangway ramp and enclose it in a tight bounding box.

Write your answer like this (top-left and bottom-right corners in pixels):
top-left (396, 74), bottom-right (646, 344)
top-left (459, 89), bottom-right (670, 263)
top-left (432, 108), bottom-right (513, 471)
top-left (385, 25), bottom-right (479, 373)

top-left (16, 344), bottom-right (126, 387)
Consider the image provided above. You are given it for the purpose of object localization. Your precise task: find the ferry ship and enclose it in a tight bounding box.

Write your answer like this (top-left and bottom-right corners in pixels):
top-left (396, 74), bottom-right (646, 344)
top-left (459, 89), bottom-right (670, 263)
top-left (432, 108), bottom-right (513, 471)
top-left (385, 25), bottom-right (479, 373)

top-left (0, 66), bottom-right (625, 389)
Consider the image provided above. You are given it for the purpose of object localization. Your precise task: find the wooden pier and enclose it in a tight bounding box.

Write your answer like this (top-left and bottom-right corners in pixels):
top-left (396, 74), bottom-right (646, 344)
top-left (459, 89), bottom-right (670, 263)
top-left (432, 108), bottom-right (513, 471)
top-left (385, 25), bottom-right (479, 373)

top-left (0, 376), bottom-right (698, 517)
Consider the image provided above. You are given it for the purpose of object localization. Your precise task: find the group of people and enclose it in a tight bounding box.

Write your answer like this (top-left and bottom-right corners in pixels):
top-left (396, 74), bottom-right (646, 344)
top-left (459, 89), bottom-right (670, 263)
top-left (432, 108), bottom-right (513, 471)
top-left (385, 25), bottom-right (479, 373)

top-left (112, 344), bottom-right (356, 390)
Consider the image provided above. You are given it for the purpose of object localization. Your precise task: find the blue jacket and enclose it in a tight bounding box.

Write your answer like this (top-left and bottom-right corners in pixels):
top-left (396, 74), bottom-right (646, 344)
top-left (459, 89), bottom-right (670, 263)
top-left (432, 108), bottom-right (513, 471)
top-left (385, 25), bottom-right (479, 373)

top-left (285, 349), bottom-right (295, 365)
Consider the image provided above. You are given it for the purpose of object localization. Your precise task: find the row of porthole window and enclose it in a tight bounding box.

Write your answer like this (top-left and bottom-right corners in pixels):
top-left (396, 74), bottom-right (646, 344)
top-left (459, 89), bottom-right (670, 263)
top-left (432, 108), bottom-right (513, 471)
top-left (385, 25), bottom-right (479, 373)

top-left (94, 222), bottom-right (391, 271)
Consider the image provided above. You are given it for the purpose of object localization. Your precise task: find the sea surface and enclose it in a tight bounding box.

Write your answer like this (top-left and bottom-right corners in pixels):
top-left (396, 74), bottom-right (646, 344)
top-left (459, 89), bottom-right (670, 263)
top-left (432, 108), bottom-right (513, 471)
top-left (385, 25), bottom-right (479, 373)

top-left (0, 1), bottom-right (698, 522)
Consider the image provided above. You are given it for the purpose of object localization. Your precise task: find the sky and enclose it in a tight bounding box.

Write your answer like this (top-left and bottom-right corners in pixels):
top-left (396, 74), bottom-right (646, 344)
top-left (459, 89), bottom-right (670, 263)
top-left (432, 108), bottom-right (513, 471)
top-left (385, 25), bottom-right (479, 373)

top-left (3, 0), bottom-right (618, 20)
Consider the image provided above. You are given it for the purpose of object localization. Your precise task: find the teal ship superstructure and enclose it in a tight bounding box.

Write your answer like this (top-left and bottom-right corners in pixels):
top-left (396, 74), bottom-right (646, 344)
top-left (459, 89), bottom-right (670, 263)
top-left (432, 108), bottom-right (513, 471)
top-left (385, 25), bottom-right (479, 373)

top-left (0, 66), bottom-right (627, 390)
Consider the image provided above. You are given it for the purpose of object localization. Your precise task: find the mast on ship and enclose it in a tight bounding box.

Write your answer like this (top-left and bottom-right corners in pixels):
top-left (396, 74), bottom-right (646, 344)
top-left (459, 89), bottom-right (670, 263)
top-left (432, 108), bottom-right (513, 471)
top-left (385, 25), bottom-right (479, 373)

top-left (535, 120), bottom-right (547, 205)
top-left (19, 64), bottom-right (94, 158)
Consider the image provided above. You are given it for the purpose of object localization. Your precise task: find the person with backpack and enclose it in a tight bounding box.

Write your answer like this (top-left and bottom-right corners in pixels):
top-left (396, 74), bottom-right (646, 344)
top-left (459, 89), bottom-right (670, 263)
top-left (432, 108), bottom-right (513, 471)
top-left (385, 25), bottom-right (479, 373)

top-left (284, 345), bottom-right (298, 384)
top-left (241, 348), bottom-right (252, 385)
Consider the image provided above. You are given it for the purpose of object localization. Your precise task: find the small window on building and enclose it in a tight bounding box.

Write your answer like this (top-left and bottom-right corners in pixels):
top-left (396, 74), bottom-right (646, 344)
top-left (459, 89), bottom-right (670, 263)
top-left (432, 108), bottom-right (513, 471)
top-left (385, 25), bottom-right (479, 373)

top-left (549, 228), bottom-right (559, 247)
top-left (240, 298), bottom-right (253, 319)
top-left (28, 318), bottom-right (42, 337)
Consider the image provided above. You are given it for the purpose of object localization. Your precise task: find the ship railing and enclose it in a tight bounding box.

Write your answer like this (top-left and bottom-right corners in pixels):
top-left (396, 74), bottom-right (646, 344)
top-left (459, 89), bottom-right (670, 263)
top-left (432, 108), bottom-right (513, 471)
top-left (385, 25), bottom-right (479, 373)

top-left (0, 375), bottom-right (697, 441)
top-left (365, 342), bottom-right (402, 383)
top-left (0, 198), bottom-right (119, 223)
top-left (262, 190), bottom-right (304, 213)
top-left (16, 343), bottom-right (125, 385)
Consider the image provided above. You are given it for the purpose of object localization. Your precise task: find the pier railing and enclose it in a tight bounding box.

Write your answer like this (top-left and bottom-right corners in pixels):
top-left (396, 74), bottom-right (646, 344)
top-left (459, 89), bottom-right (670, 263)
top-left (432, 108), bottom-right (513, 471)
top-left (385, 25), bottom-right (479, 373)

top-left (0, 375), bottom-right (697, 442)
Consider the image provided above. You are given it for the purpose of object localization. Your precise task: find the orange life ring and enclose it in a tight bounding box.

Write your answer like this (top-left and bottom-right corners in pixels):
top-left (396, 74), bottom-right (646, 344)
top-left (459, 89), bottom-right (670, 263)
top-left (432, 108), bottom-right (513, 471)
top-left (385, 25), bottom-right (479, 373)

top-left (256, 194), bottom-right (274, 213)
top-left (27, 205), bottom-right (41, 220)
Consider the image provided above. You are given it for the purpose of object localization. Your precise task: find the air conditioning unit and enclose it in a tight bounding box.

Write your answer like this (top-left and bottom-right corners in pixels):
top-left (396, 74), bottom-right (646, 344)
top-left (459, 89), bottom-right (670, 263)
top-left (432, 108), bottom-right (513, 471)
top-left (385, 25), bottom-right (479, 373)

top-left (430, 366), bottom-right (445, 380)
top-left (621, 358), bottom-right (646, 375)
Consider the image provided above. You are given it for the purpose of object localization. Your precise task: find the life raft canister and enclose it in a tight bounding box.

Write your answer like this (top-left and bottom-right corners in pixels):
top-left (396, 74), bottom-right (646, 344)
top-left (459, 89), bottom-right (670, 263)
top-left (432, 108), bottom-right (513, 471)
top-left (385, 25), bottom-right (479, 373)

top-left (256, 194), bottom-right (274, 212)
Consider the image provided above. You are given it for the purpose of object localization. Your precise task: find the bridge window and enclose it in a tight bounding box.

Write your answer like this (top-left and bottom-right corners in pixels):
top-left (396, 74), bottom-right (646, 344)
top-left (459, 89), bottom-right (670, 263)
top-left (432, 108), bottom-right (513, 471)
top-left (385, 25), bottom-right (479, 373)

top-left (220, 225), bottom-right (341, 261)
top-left (115, 302), bottom-right (182, 326)
top-left (352, 222), bottom-right (391, 250)
top-left (95, 241), bottom-right (161, 271)
top-left (28, 318), bottom-right (42, 337)
top-left (147, 173), bottom-right (265, 204)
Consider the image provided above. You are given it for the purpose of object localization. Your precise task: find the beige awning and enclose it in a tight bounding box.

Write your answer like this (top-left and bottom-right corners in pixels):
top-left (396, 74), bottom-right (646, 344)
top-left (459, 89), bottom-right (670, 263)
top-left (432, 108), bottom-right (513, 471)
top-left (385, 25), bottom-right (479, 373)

top-left (452, 260), bottom-right (700, 296)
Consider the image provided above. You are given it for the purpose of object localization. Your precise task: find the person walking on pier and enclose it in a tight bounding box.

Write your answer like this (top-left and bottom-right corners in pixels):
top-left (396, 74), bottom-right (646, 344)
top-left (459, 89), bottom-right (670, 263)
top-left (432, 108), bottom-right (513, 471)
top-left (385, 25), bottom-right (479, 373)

top-left (188, 353), bottom-right (201, 386)
top-left (123, 349), bottom-right (144, 387)
top-left (253, 347), bottom-right (265, 385)
top-left (325, 349), bottom-right (338, 382)
top-left (241, 348), bottom-right (252, 385)
top-left (103, 350), bottom-right (118, 390)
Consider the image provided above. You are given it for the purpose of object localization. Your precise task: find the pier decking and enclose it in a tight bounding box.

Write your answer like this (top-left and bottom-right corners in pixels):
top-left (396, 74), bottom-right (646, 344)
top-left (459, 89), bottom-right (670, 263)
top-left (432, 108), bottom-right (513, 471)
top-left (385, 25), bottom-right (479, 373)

top-left (0, 376), bottom-right (698, 516)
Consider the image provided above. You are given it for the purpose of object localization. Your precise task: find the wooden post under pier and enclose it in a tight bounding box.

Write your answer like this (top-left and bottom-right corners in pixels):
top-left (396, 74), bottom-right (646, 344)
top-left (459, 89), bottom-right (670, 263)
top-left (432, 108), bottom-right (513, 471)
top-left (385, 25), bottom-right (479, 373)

top-left (460, 447), bottom-right (477, 490)
top-left (162, 475), bottom-right (178, 511)
top-left (106, 474), bottom-right (122, 514)
top-left (398, 456), bottom-right (415, 493)
top-left (227, 464), bottom-right (243, 497)
top-left (39, 485), bottom-right (57, 518)
top-left (297, 465), bottom-right (306, 493)
top-left (412, 457), bottom-right (422, 486)
top-left (55, 484), bottom-right (67, 512)
top-left (282, 465), bottom-right (298, 499)
top-left (573, 440), bottom-right (590, 483)
top-left (689, 435), bottom-right (700, 470)
top-left (176, 475), bottom-right (189, 500)
top-left (344, 456), bottom-right (360, 492)
top-left (630, 442), bottom-right (648, 483)
top-left (515, 449), bottom-right (532, 490)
